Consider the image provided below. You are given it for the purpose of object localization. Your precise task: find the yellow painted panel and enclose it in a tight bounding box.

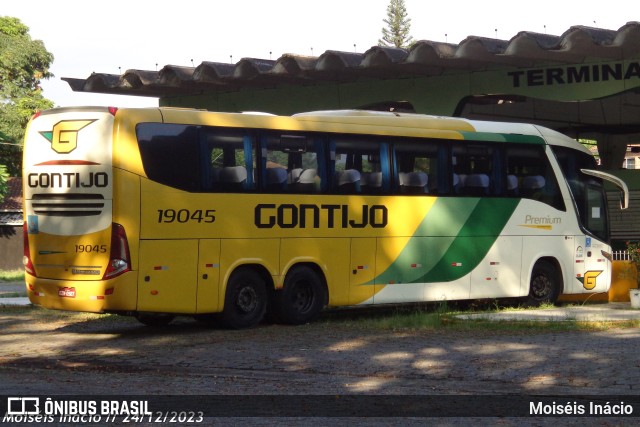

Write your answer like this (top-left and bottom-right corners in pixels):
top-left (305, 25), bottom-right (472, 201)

top-left (137, 240), bottom-right (198, 313)
top-left (610, 260), bottom-right (637, 302)
top-left (197, 239), bottom-right (221, 313)
top-left (350, 238), bottom-right (376, 304)
top-left (30, 228), bottom-right (111, 281)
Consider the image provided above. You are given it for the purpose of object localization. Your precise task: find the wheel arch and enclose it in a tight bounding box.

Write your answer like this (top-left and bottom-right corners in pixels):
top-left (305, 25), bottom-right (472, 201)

top-left (533, 256), bottom-right (565, 295)
top-left (226, 262), bottom-right (275, 291)
top-left (525, 256), bottom-right (564, 306)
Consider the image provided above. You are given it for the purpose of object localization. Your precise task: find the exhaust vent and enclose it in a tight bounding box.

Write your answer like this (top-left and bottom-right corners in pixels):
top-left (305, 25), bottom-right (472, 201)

top-left (31, 193), bottom-right (105, 217)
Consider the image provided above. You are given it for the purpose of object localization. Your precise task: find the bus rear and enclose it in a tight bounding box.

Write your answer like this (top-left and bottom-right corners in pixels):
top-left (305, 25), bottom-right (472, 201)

top-left (22, 107), bottom-right (134, 312)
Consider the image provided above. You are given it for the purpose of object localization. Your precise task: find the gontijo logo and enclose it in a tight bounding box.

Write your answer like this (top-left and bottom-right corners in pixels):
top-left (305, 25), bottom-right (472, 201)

top-left (39, 120), bottom-right (97, 154)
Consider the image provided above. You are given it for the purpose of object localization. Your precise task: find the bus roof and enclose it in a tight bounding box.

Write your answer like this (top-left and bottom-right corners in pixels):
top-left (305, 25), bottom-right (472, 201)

top-left (44, 106), bottom-right (587, 152)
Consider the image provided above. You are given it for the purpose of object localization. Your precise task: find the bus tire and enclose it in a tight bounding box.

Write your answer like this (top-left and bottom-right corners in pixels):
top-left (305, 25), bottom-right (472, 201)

top-left (273, 265), bottom-right (326, 325)
top-left (221, 268), bottom-right (267, 329)
top-left (135, 313), bottom-right (174, 327)
top-left (526, 260), bottom-right (561, 306)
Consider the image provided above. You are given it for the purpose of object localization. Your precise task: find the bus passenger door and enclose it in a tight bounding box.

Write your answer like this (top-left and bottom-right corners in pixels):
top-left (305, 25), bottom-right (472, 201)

top-left (197, 239), bottom-right (221, 313)
top-left (137, 240), bottom-right (198, 313)
top-left (350, 238), bottom-right (376, 304)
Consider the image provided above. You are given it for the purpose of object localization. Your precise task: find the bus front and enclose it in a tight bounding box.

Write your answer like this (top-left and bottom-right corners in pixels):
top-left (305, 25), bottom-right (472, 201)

top-left (22, 107), bottom-right (134, 312)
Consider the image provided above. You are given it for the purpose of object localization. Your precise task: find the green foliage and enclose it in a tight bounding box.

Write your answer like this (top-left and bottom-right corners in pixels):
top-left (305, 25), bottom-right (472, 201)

top-left (378, 0), bottom-right (414, 49)
top-left (0, 164), bottom-right (7, 203)
top-left (0, 269), bottom-right (24, 282)
top-left (0, 16), bottom-right (54, 175)
top-left (626, 241), bottom-right (640, 275)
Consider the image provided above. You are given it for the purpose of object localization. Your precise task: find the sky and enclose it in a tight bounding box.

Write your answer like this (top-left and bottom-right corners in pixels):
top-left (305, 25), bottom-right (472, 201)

top-left (3, 0), bottom-right (637, 108)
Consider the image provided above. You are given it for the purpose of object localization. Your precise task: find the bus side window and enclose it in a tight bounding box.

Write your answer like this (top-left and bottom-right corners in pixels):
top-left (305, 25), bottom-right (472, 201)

top-left (204, 130), bottom-right (255, 192)
top-left (262, 133), bottom-right (322, 193)
top-left (394, 139), bottom-right (439, 195)
top-left (331, 137), bottom-right (388, 194)
top-left (506, 145), bottom-right (565, 210)
top-left (452, 144), bottom-right (500, 196)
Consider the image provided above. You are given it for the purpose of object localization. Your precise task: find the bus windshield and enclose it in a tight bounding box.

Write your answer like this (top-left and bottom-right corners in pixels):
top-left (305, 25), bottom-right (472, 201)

top-left (551, 146), bottom-right (608, 242)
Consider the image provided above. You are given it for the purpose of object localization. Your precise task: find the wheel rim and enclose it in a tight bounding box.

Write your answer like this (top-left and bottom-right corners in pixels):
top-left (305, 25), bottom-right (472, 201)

top-left (291, 280), bottom-right (314, 313)
top-left (236, 285), bottom-right (259, 313)
top-left (531, 273), bottom-right (552, 300)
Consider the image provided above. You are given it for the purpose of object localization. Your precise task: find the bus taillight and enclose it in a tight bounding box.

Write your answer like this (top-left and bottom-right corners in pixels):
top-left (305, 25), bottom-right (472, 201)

top-left (103, 223), bottom-right (131, 280)
top-left (23, 222), bottom-right (36, 276)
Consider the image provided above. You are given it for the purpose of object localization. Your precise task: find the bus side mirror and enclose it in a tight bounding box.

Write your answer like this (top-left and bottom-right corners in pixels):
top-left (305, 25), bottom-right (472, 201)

top-left (581, 169), bottom-right (629, 210)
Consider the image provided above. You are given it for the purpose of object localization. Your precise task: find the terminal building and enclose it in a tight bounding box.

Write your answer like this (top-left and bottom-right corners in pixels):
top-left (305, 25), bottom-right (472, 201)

top-left (64, 22), bottom-right (640, 244)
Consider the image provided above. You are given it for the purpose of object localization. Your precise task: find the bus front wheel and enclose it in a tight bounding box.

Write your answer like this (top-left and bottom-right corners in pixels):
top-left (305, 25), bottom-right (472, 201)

top-left (272, 265), bottom-right (326, 325)
top-left (527, 260), bottom-right (561, 306)
top-left (221, 268), bottom-right (267, 329)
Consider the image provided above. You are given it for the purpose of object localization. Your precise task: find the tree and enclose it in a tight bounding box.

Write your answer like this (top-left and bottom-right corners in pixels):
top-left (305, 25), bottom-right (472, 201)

top-left (378, 0), bottom-right (414, 49)
top-left (0, 16), bottom-right (54, 177)
top-left (0, 164), bottom-right (7, 205)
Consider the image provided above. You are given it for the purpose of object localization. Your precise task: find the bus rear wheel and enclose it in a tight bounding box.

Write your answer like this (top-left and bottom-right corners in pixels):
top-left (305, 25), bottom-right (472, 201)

top-left (272, 265), bottom-right (326, 325)
top-left (221, 268), bottom-right (267, 329)
top-left (527, 260), bottom-right (561, 306)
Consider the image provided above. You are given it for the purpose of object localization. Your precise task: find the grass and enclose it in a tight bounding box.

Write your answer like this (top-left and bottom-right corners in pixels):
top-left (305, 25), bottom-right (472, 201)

top-left (323, 300), bottom-right (640, 332)
top-left (2, 294), bottom-right (638, 332)
top-left (0, 269), bottom-right (24, 282)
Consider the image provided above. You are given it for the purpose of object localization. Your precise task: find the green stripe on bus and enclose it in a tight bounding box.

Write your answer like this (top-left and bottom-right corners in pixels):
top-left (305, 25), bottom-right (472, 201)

top-left (373, 198), bottom-right (520, 285)
top-left (373, 198), bottom-right (479, 285)
top-left (420, 198), bottom-right (520, 282)
top-left (460, 132), bottom-right (545, 144)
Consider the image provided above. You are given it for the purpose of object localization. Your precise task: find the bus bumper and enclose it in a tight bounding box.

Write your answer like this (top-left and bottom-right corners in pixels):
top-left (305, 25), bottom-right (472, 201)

top-left (25, 272), bottom-right (138, 313)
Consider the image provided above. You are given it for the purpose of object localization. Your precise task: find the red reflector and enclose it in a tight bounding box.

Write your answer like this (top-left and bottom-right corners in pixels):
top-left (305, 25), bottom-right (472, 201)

top-left (105, 288), bottom-right (114, 295)
top-left (151, 290), bottom-right (159, 295)
top-left (108, 106), bottom-right (118, 116)
top-left (23, 222), bottom-right (36, 276)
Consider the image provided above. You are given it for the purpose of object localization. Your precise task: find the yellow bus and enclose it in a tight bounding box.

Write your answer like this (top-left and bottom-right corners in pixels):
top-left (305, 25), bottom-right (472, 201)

top-left (22, 107), bottom-right (628, 328)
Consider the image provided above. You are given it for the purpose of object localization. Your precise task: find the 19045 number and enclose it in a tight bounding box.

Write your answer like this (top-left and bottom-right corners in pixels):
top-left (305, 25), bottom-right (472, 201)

top-left (157, 209), bottom-right (216, 224)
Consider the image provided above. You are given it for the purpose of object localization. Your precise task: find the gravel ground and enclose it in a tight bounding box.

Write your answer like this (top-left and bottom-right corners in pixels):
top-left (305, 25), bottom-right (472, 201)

top-left (0, 300), bottom-right (639, 426)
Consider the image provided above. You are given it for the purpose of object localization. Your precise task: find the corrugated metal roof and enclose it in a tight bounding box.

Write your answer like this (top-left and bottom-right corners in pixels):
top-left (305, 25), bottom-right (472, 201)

top-left (63, 22), bottom-right (640, 99)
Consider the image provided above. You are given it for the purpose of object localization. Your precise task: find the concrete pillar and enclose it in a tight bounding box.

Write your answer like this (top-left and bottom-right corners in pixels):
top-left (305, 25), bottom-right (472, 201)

top-left (597, 134), bottom-right (629, 169)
